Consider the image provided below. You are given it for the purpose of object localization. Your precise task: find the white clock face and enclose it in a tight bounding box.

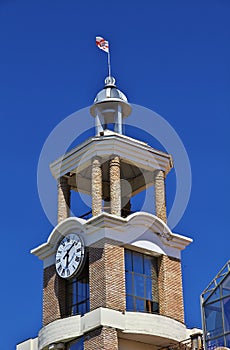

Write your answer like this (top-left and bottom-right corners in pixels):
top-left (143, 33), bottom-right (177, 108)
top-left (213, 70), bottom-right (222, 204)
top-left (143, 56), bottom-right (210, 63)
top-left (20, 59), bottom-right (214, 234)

top-left (55, 233), bottom-right (85, 279)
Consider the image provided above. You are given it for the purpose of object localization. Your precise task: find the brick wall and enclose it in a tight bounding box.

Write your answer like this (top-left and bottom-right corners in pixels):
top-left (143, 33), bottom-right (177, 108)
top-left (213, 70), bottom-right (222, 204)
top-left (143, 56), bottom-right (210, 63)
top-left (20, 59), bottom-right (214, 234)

top-left (42, 248), bottom-right (184, 327)
top-left (158, 255), bottom-right (184, 323)
top-left (89, 238), bottom-right (126, 312)
top-left (84, 327), bottom-right (118, 350)
top-left (43, 264), bottom-right (66, 326)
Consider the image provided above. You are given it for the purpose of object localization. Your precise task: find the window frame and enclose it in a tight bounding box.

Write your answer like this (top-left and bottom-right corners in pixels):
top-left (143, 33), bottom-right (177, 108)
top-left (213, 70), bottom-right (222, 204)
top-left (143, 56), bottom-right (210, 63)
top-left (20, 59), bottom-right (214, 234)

top-left (66, 255), bottom-right (89, 317)
top-left (125, 249), bottom-right (159, 314)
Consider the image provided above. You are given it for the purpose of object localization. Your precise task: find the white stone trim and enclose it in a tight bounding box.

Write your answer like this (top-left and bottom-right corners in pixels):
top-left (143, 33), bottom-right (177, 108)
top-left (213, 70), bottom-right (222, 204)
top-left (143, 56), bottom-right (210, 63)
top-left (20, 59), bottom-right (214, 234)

top-left (16, 338), bottom-right (38, 350)
top-left (123, 312), bottom-right (187, 342)
top-left (38, 308), bottom-right (189, 350)
top-left (50, 133), bottom-right (173, 180)
top-left (31, 212), bottom-right (192, 267)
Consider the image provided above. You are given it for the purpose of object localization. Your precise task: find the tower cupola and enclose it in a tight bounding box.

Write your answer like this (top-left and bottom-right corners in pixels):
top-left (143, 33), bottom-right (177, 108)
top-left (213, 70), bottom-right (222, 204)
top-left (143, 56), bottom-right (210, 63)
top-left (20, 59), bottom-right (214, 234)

top-left (90, 76), bottom-right (132, 135)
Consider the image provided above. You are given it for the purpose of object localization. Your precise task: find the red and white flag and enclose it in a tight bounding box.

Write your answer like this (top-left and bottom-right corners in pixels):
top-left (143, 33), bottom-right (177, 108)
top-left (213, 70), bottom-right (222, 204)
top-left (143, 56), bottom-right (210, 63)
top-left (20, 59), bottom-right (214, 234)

top-left (96, 36), bottom-right (109, 53)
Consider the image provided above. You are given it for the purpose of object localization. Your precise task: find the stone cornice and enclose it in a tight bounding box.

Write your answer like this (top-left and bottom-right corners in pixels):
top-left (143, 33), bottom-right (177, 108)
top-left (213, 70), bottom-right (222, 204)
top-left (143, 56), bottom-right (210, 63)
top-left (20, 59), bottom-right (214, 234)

top-left (31, 212), bottom-right (192, 264)
top-left (50, 133), bottom-right (173, 179)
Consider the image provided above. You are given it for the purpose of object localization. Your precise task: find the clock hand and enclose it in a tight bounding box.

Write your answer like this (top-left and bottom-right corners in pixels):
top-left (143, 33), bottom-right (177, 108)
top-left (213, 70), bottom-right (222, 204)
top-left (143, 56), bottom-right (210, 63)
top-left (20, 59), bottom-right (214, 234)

top-left (66, 253), bottom-right (69, 268)
top-left (63, 242), bottom-right (75, 260)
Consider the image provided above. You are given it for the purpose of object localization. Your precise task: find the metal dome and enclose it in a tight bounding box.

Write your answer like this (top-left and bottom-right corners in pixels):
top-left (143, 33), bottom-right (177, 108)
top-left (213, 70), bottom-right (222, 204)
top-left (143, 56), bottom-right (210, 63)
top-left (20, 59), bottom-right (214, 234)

top-left (90, 76), bottom-right (131, 118)
top-left (94, 76), bottom-right (128, 103)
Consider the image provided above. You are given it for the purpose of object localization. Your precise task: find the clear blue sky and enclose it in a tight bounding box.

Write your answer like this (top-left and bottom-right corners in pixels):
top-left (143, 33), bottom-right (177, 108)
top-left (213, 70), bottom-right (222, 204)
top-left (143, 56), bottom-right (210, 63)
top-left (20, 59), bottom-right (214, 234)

top-left (0, 1), bottom-right (229, 349)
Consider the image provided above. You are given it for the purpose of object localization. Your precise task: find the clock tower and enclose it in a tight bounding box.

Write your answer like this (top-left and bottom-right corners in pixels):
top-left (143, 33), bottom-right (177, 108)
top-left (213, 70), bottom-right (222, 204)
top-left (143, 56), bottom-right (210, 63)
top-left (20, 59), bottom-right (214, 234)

top-left (17, 75), bottom-right (198, 350)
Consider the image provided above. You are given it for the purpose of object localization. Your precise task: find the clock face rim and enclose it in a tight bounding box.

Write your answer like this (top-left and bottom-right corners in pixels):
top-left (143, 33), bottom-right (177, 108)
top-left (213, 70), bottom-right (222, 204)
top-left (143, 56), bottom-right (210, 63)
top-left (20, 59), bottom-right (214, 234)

top-left (55, 233), bottom-right (85, 279)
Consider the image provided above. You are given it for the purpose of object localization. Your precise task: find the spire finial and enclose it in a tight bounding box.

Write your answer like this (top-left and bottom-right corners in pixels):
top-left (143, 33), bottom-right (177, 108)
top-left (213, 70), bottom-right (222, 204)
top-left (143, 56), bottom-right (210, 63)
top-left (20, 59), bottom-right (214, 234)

top-left (105, 76), bottom-right (116, 86)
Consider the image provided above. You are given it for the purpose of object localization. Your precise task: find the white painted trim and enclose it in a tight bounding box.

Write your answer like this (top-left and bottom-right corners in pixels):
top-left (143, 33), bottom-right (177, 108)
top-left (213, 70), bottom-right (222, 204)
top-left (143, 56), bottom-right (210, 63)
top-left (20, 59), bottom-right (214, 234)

top-left (38, 308), bottom-right (189, 350)
top-left (31, 212), bottom-right (192, 267)
top-left (50, 133), bottom-right (173, 180)
top-left (16, 338), bottom-right (38, 350)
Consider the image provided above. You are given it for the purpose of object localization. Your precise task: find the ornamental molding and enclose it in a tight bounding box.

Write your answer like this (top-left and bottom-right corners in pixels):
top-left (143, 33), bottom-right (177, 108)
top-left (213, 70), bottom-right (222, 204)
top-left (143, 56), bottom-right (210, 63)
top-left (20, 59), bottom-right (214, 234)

top-left (31, 212), bottom-right (192, 265)
top-left (50, 133), bottom-right (173, 180)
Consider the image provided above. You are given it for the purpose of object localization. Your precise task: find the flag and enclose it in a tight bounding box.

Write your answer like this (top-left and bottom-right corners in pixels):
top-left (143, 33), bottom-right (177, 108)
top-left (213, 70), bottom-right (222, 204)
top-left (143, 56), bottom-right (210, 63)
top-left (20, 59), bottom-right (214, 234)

top-left (96, 36), bottom-right (109, 53)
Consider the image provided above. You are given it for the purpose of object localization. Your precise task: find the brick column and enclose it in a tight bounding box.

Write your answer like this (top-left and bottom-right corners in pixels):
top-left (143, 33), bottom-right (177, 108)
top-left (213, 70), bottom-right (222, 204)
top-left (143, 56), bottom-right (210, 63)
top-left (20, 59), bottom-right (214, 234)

top-left (43, 265), bottom-right (66, 326)
top-left (84, 327), bottom-right (118, 350)
top-left (158, 255), bottom-right (184, 323)
top-left (58, 176), bottom-right (71, 223)
top-left (121, 196), bottom-right (131, 217)
top-left (110, 156), bottom-right (121, 216)
top-left (154, 170), bottom-right (167, 223)
top-left (92, 157), bottom-right (102, 216)
top-left (89, 239), bottom-right (126, 313)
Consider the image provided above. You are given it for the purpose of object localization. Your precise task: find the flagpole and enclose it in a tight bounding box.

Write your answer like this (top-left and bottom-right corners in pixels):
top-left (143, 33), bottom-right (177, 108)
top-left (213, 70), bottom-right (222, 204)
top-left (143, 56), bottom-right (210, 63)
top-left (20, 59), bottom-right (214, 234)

top-left (108, 48), bottom-right (111, 77)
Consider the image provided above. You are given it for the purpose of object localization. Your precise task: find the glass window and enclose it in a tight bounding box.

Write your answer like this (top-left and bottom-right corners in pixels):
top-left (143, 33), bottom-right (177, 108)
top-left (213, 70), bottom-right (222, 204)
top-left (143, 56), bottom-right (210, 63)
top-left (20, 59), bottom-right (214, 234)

top-left (134, 274), bottom-right (145, 298)
top-left (202, 268), bottom-right (230, 350)
top-left (144, 256), bottom-right (152, 276)
top-left (125, 249), bottom-right (159, 314)
top-left (126, 295), bottom-right (134, 311)
top-left (136, 298), bottom-right (145, 312)
top-left (68, 337), bottom-right (84, 350)
top-left (125, 250), bottom-right (132, 271)
top-left (226, 334), bottom-right (230, 348)
top-left (204, 301), bottom-right (223, 339)
top-left (125, 271), bottom-right (133, 294)
top-left (223, 296), bottom-right (230, 332)
top-left (133, 252), bottom-right (144, 274)
top-left (206, 287), bottom-right (220, 304)
top-left (66, 256), bottom-right (89, 317)
top-left (222, 275), bottom-right (230, 297)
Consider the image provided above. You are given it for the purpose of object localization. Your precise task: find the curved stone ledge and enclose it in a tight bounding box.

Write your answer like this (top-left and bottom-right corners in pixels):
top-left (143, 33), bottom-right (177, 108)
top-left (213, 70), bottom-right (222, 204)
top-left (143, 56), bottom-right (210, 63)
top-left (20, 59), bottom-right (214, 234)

top-left (122, 312), bottom-right (187, 346)
top-left (38, 308), bottom-right (188, 350)
top-left (32, 213), bottom-right (192, 267)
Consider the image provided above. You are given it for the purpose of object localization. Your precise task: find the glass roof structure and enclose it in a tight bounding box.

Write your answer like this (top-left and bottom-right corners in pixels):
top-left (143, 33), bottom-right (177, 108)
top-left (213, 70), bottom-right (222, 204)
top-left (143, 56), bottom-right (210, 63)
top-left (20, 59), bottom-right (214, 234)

top-left (201, 260), bottom-right (230, 350)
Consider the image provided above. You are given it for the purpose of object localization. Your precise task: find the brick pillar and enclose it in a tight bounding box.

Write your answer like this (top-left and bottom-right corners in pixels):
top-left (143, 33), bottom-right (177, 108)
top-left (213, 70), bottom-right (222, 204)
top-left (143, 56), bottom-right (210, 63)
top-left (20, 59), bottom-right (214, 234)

top-left (43, 265), bottom-right (66, 326)
top-left (89, 239), bottom-right (126, 312)
top-left (84, 327), bottom-right (118, 350)
top-left (110, 156), bottom-right (121, 216)
top-left (92, 157), bottom-right (102, 216)
top-left (154, 170), bottom-right (167, 223)
top-left (121, 196), bottom-right (131, 217)
top-left (58, 176), bottom-right (71, 223)
top-left (158, 255), bottom-right (184, 323)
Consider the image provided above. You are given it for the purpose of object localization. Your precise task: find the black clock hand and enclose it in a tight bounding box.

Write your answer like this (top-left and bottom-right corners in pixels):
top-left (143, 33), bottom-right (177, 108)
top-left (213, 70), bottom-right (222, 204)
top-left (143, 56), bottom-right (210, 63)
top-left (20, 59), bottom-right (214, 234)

top-left (66, 253), bottom-right (69, 268)
top-left (63, 242), bottom-right (75, 260)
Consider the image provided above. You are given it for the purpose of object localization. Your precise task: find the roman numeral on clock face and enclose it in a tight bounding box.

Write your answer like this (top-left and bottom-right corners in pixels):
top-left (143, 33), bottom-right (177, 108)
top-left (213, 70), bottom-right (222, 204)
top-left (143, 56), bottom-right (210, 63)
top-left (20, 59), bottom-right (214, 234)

top-left (55, 233), bottom-right (85, 279)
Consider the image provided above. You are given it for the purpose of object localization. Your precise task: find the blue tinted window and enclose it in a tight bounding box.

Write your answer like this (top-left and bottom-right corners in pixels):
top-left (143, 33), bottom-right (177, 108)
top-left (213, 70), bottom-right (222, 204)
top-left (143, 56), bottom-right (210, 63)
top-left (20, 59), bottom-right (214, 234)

top-left (125, 249), bottom-right (159, 314)
top-left (223, 296), bottom-right (230, 332)
top-left (207, 337), bottom-right (224, 350)
top-left (222, 275), bottom-right (230, 297)
top-left (205, 301), bottom-right (223, 339)
top-left (136, 298), bottom-right (145, 312)
top-left (206, 288), bottom-right (220, 304)
top-left (144, 257), bottom-right (152, 276)
top-left (125, 272), bottom-right (133, 294)
top-left (67, 257), bottom-right (89, 317)
top-left (77, 280), bottom-right (85, 302)
top-left (134, 275), bottom-right (144, 298)
top-left (72, 284), bottom-right (77, 304)
top-left (203, 270), bottom-right (230, 350)
top-left (133, 252), bottom-right (144, 274)
top-left (226, 334), bottom-right (230, 348)
top-left (69, 337), bottom-right (84, 350)
top-left (126, 295), bottom-right (134, 311)
top-left (125, 250), bottom-right (132, 270)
